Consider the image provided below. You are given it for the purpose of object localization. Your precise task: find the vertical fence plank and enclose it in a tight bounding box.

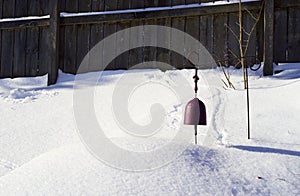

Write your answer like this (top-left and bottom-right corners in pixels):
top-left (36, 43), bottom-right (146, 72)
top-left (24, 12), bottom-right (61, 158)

top-left (59, 0), bottom-right (66, 70)
top-left (89, 23), bottom-right (104, 71)
top-left (118, 0), bottom-right (130, 10)
top-left (274, 9), bottom-right (287, 63)
top-left (1, 29), bottom-right (14, 78)
top-left (145, 0), bottom-right (158, 8)
top-left (171, 17), bottom-right (185, 69)
top-left (144, 19), bottom-right (157, 65)
top-left (227, 12), bottom-right (240, 67)
top-left (185, 0), bottom-right (200, 4)
top-left (185, 16), bottom-right (200, 68)
top-left (128, 20), bottom-right (144, 68)
top-left (158, 0), bottom-right (171, 7)
top-left (59, 0), bottom-right (66, 12)
top-left (78, 0), bottom-right (91, 12)
top-left (129, 0), bottom-right (144, 68)
top-left (156, 18), bottom-right (171, 65)
top-left (0, 0), bottom-right (2, 77)
top-left (131, 0), bottom-right (145, 9)
top-left (25, 30), bottom-right (39, 76)
top-left (287, 7), bottom-right (300, 62)
top-left (172, 0), bottom-right (186, 6)
top-left (257, 10), bottom-right (264, 65)
top-left (115, 1), bottom-right (130, 69)
top-left (115, 21), bottom-right (130, 69)
top-left (1, 0), bottom-right (15, 78)
top-left (89, 0), bottom-right (105, 71)
top-left (243, 11), bottom-right (257, 67)
top-left (77, 0), bottom-right (91, 72)
top-left (213, 14), bottom-right (227, 66)
top-left (38, 27), bottom-right (50, 75)
top-left (26, 0), bottom-right (40, 76)
top-left (48, 0), bottom-right (60, 85)
top-left (0, 0), bottom-right (2, 19)
top-left (64, 25), bottom-right (77, 73)
top-left (103, 0), bottom-right (118, 69)
top-left (40, 0), bottom-right (49, 15)
top-left (39, 0), bottom-right (49, 83)
top-left (13, 0), bottom-right (27, 77)
top-left (263, 0), bottom-right (274, 75)
top-left (200, 15), bottom-right (214, 55)
top-left (104, 0), bottom-right (117, 11)
top-left (91, 0), bottom-right (104, 12)
top-left (64, 0), bottom-right (78, 74)
top-left (103, 22), bottom-right (117, 69)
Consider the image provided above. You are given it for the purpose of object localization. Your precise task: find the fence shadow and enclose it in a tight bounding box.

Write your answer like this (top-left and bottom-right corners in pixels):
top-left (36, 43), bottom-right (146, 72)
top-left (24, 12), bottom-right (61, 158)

top-left (231, 145), bottom-right (300, 157)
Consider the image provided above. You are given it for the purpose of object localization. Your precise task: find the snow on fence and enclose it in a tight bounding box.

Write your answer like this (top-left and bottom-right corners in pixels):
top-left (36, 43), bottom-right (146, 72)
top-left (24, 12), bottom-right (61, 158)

top-left (0, 0), bottom-right (299, 85)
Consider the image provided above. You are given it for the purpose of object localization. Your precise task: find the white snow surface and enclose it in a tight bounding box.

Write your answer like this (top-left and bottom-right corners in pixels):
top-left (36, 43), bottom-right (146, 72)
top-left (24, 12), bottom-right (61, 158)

top-left (61, 0), bottom-right (258, 18)
top-left (0, 15), bottom-right (50, 23)
top-left (0, 63), bottom-right (299, 195)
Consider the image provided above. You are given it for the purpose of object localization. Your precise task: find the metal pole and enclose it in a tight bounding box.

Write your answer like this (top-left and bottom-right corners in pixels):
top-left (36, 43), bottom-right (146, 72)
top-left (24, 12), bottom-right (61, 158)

top-left (246, 66), bottom-right (250, 139)
top-left (194, 125), bottom-right (197, 144)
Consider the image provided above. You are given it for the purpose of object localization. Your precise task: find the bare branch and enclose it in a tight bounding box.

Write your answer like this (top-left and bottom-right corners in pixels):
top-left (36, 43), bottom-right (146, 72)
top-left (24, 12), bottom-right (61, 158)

top-left (219, 61), bottom-right (236, 89)
top-left (228, 48), bottom-right (240, 60)
top-left (221, 79), bottom-right (229, 88)
top-left (242, 28), bottom-right (251, 36)
top-left (225, 23), bottom-right (240, 43)
top-left (244, 4), bottom-right (264, 55)
top-left (245, 8), bottom-right (258, 21)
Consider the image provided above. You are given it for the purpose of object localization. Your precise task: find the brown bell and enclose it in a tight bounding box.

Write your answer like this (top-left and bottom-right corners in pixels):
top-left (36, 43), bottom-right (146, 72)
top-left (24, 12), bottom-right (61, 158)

top-left (184, 98), bottom-right (207, 125)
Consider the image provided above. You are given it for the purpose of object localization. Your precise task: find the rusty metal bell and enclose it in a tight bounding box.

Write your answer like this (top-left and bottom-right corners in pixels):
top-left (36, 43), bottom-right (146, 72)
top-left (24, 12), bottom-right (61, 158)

top-left (184, 98), bottom-right (207, 125)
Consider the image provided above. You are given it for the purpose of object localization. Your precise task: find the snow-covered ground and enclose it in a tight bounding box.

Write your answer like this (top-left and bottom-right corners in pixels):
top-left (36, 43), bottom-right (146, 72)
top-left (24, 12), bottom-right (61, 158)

top-left (0, 63), bottom-right (299, 195)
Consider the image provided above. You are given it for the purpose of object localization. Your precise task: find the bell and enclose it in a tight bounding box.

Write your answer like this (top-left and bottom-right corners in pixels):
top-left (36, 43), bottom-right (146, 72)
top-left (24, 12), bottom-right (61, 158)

top-left (184, 98), bottom-right (207, 125)
top-left (184, 98), bottom-right (206, 145)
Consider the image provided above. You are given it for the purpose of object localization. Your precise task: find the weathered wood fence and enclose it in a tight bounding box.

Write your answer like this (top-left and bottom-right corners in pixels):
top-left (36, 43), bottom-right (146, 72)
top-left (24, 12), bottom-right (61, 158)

top-left (0, 0), bottom-right (299, 85)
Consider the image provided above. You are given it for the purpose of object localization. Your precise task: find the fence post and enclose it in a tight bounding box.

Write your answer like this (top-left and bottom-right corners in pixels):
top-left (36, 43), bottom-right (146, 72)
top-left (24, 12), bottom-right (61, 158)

top-left (48, 0), bottom-right (60, 85)
top-left (263, 0), bottom-right (274, 76)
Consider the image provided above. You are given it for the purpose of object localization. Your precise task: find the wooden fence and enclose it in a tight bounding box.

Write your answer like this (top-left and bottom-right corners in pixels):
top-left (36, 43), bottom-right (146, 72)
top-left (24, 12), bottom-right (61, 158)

top-left (0, 0), bottom-right (299, 85)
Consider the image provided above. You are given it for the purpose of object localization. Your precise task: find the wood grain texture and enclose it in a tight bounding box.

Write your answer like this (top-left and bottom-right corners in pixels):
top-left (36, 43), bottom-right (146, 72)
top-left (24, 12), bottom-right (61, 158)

top-left (213, 14), bottom-right (227, 66)
top-left (287, 7), bottom-right (300, 62)
top-left (171, 17), bottom-right (185, 69)
top-left (103, 22), bottom-right (117, 69)
top-left (116, 21), bottom-right (130, 69)
top-left (0, 0), bottom-right (15, 77)
top-left (143, 19), bottom-right (157, 65)
top-left (13, 0), bottom-right (27, 77)
top-left (128, 20), bottom-right (144, 69)
top-left (64, 0), bottom-right (78, 74)
top-left (274, 9), bottom-right (287, 63)
top-left (185, 16), bottom-right (200, 68)
top-left (243, 11), bottom-right (257, 67)
top-left (227, 12), bottom-right (240, 67)
top-left (156, 18), bottom-right (171, 65)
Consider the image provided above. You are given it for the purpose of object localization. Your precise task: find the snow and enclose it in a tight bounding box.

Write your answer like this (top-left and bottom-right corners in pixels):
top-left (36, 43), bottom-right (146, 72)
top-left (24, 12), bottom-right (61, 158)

top-left (0, 63), bottom-right (299, 195)
top-left (0, 15), bottom-right (49, 23)
top-left (61, 0), bottom-right (259, 18)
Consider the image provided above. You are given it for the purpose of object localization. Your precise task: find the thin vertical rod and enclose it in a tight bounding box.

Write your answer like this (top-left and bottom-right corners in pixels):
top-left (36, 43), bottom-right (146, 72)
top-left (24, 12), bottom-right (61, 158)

top-left (194, 125), bottom-right (197, 144)
top-left (246, 66), bottom-right (250, 139)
